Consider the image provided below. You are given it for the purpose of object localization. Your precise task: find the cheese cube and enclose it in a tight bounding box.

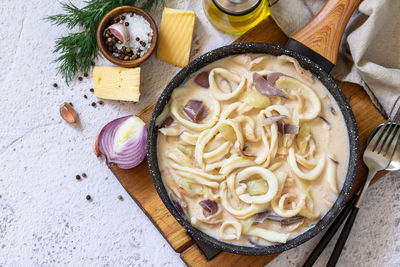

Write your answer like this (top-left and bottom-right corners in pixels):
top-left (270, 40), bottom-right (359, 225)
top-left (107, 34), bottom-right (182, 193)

top-left (157, 8), bottom-right (196, 67)
top-left (93, 66), bottom-right (140, 102)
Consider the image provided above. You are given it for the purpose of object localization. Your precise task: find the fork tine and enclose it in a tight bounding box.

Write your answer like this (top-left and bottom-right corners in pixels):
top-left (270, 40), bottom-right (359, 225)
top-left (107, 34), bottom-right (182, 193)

top-left (370, 123), bottom-right (390, 151)
top-left (376, 123), bottom-right (397, 154)
top-left (384, 125), bottom-right (400, 158)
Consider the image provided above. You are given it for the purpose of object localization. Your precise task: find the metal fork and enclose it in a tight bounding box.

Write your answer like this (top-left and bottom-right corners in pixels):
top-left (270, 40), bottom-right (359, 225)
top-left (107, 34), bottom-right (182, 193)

top-left (325, 96), bottom-right (400, 266)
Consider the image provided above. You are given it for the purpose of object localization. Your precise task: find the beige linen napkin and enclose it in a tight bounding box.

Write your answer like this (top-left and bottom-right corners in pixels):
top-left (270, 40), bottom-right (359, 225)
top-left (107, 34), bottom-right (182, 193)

top-left (270, 0), bottom-right (400, 115)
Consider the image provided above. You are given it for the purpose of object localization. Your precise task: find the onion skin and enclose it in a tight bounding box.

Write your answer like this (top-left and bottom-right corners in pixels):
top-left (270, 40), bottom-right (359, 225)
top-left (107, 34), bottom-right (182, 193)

top-left (263, 115), bottom-right (298, 134)
top-left (183, 100), bottom-right (209, 122)
top-left (329, 157), bottom-right (339, 165)
top-left (255, 211), bottom-right (303, 225)
top-left (267, 72), bottom-right (285, 85)
top-left (161, 116), bottom-right (174, 128)
top-left (253, 72), bottom-right (288, 98)
top-left (318, 115), bottom-right (331, 125)
top-left (170, 193), bottom-right (186, 218)
top-left (98, 115), bottom-right (147, 169)
top-left (263, 115), bottom-right (288, 126)
top-left (276, 121), bottom-right (299, 134)
top-left (194, 71), bottom-right (210, 88)
top-left (199, 199), bottom-right (218, 215)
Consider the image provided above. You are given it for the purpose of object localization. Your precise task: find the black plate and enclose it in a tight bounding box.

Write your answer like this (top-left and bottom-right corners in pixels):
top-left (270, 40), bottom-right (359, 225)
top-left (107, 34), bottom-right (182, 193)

top-left (147, 43), bottom-right (359, 255)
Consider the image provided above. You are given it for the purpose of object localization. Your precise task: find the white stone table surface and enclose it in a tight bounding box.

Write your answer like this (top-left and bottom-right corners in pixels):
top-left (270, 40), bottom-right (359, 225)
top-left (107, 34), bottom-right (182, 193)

top-left (0, 0), bottom-right (399, 266)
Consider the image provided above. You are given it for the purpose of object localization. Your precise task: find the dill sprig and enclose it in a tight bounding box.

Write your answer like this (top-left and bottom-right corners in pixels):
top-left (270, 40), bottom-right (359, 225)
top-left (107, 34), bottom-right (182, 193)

top-left (46, 0), bottom-right (165, 84)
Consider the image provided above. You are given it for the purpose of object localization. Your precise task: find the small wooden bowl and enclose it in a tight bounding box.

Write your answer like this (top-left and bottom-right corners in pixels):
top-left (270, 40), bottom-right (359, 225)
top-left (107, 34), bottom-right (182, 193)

top-left (96, 6), bottom-right (158, 68)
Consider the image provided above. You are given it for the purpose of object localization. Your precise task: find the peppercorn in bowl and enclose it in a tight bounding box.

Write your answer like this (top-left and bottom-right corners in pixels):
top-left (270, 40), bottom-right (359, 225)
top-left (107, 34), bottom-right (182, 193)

top-left (97, 6), bottom-right (158, 68)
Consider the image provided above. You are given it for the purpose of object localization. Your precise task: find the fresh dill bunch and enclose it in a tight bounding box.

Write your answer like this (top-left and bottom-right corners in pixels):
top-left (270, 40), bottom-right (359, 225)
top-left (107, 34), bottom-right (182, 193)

top-left (46, 0), bottom-right (165, 84)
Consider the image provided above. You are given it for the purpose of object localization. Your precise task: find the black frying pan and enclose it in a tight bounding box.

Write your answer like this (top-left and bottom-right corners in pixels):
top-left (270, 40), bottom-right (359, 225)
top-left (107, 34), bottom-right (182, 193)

top-left (147, 0), bottom-right (360, 255)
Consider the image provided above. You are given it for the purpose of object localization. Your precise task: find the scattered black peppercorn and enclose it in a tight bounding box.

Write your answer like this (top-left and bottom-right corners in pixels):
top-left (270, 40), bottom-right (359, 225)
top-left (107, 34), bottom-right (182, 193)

top-left (76, 175), bottom-right (81, 180)
top-left (125, 22), bottom-right (129, 26)
top-left (84, 95), bottom-right (88, 99)
top-left (78, 76), bottom-right (83, 81)
top-left (140, 41), bottom-right (146, 47)
top-left (91, 102), bottom-right (97, 107)
top-left (82, 173), bottom-right (87, 178)
top-left (86, 195), bottom-right (91, 201)
top-left (90, 88), bottom-right (94, 93)
top-left (84, 73), bottom-right (88, 77)
top-left (136, 37), bottom-right (140, 41)
top-left (53, 83), bottom-right (58, 88)
top-left (98, 100), bottom-right (104, 105)
top-left (121, 15), bottom-right (126, 20)
top-left (118, 195), bottom-right (124, 201)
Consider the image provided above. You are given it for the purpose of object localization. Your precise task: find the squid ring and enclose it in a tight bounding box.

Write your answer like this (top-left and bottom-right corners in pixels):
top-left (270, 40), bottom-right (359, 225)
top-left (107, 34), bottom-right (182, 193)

top-left (288, 147), bottom-right (326, 180)
top-left (236, 166), bottom-right (278, 204)
top-left (209, 68), bottom-right (246, 101)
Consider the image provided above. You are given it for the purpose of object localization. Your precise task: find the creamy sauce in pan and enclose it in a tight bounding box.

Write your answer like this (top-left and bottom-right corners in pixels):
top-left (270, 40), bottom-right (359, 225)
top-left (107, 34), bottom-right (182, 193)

top-left (157, 54), bottom-right (349, 246)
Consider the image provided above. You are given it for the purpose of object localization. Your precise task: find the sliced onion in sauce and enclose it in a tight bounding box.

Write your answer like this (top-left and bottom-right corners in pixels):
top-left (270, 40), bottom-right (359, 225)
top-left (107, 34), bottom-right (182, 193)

top-left (240, 145), bottom-right (256, 158)
top-left (267, 72), bottom-right (285, 85)
top-left (318, 115), bottom-right (331, 126)
top-left (263, 115), bottom-right (288, 126)
top-left (199, 199), bottom-right (218, 215)
top-left (161, 116), bottom-right (174, 128)
top-left (253, 72), bottom-right (288, 98)
top-left (276, 120), bottom-right (299, 135)
top-left (283, 124), bottom-right (299, 134)
top-left (329, 157), bottom-right (339, 165)
top-left (248, 237), bottom-right (264, 247)
top-left (194, 71), bottom-right (210, 88)
top-left (170, 195), bottom-right (186, 218)
top-left (183, 100), bottom-right (209, 122)
top-left (254, 211), bottom-right (304, 225)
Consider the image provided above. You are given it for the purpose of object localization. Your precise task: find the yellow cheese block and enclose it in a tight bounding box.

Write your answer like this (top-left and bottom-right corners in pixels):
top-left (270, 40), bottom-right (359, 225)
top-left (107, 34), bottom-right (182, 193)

top-left (157, 8), bottom-right (196, 68)
top-left (93, 66), bottom-right (140, 102)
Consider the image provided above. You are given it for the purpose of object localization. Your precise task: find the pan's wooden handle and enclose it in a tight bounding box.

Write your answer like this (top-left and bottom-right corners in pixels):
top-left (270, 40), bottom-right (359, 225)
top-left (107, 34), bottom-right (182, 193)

top-left (291, 0), bottom-right (361, 64)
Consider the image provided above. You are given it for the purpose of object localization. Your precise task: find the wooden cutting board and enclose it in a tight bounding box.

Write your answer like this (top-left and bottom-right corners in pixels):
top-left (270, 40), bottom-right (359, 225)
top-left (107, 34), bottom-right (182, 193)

top-left (110, 16), bottom-right (386, 266)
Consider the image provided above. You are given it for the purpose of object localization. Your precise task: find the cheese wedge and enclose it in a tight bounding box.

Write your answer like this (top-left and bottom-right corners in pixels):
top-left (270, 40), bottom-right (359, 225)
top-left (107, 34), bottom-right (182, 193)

top-left (157, 8), bottom-right (196, 67)
top-left (93, 66), bottom-right (140, 102)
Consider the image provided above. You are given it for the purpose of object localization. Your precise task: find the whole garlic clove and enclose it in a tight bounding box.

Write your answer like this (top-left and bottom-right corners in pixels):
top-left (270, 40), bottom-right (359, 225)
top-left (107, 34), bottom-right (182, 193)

top-left (105, 23), bottom-right (130, 45)
top-left (60, 102), bottom-right (78, 124)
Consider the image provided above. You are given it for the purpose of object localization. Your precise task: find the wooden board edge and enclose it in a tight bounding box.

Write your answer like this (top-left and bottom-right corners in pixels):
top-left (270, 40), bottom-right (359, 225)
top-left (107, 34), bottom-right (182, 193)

top-left (180, 244), bottom-right (280, 267)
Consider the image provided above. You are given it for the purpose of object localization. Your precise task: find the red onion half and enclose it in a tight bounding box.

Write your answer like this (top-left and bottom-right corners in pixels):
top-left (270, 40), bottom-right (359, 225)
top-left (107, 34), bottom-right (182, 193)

top-left (98, 115), bottom-right (147, 169)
